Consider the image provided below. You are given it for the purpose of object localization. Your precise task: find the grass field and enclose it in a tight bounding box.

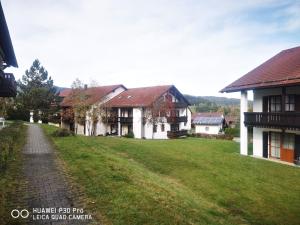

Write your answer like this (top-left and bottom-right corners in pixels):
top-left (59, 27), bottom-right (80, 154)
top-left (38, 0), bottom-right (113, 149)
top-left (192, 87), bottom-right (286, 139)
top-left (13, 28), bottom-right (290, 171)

top-left (43, 125), bottom-right (300, 225)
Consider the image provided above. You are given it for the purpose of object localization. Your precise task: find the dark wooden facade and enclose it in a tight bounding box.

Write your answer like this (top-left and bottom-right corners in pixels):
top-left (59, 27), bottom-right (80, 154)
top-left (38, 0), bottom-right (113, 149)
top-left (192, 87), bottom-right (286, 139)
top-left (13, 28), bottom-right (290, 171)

top-left (0, 72), bottom-right (16, 97)
top-left (245, 89), bottom-right (300, 130)
top-left (244, 112), bottom-right (300, 129)
top-left (0, 2), bottom-right (17, 97)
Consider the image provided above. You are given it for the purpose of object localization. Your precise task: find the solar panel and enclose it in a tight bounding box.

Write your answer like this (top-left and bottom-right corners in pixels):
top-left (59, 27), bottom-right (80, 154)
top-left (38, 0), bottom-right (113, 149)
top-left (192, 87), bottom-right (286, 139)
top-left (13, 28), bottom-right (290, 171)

top-left (193, 116), bottom-right (223, 125)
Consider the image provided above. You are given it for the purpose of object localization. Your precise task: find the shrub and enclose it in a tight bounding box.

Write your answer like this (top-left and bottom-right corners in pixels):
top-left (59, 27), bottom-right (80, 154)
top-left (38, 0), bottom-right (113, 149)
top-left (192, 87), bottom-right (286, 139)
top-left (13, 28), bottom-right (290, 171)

top-left (52, 128), bottom-right (74, 137)
top-left (224, 128), bottom-right (240, 137)
top-left (124, 131), bottom-right (134, 138)
top-left (189, 133), bottom-right (233, 140)
top-left (0, 121), bottom-right (26, 172)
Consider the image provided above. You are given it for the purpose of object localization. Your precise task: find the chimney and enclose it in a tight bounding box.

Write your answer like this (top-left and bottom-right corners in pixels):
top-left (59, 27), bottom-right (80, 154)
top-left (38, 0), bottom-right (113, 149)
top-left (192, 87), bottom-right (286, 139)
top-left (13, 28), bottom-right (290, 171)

top-left (84, 84), bottom-right (88, 90)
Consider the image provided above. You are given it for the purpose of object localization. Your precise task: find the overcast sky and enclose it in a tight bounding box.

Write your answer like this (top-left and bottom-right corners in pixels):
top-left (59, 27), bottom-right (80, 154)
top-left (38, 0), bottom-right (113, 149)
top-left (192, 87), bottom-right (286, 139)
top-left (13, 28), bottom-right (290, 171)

top-left (2, 0), bottom-right (300, 98)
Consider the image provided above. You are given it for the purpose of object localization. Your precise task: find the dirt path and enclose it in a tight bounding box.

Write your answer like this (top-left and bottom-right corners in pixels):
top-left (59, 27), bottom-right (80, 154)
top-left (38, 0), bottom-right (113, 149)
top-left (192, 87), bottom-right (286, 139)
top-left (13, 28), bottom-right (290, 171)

top-left (23, 124), bottom-right (92, 225)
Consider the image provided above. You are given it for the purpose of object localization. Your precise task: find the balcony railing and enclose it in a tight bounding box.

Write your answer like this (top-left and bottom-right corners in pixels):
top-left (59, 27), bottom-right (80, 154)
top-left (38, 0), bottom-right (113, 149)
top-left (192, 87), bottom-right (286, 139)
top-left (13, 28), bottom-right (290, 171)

top-left (119, 117), bottom-right (133, 123)
top-left (167, 130), bottom-right (188, 138)
top-left (0, 73), bottom-right (17, 97)
top-left (105, 116), bottom-right (118, 123)
top-left (174, 102), bottom-right (188, 108)
top-left (167, 116), bottom-right (187, 123)
top-left (244, 112), bottom-right (300, 129)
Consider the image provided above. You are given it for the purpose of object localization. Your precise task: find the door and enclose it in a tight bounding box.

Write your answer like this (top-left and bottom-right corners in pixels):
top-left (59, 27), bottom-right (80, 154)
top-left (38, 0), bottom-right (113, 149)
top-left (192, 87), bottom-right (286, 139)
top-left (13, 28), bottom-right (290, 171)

top-left (281, 133), bottom-right (295, 163)
top-left (263, 132), bottom-right (268, 158)
top-left (270, 132), bottom-right (281, 159)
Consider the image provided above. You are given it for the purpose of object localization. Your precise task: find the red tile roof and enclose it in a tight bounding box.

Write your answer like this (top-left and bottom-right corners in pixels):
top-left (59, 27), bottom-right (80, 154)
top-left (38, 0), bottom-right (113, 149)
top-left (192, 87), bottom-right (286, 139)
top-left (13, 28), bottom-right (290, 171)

top-left (221, 46), bottom-right (300, 92)
top-left (105, 85), bottom-right (188, 107)
top-left (60, 85), bottom-right (125, 107)
top-left (59, 88), bottom-right (71, 97)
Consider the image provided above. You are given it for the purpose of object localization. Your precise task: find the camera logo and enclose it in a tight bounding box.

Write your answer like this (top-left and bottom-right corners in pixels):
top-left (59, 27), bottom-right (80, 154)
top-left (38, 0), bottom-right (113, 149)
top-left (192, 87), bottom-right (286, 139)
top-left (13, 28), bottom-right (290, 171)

top-left (11, 209), bottom-right (30, 219)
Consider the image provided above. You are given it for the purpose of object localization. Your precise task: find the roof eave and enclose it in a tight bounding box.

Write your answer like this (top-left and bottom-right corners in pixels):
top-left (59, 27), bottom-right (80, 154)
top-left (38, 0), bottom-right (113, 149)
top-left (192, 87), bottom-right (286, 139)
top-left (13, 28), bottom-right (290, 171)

top-left (0, 2), bottom-right (18, 68)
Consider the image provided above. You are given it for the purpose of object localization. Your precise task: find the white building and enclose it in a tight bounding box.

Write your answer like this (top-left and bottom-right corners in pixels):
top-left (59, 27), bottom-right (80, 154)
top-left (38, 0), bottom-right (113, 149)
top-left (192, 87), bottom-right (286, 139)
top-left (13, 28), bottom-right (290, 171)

top-left (104, 85), bottom-right (191, 139)
top-left (60, 85), bottom-right (192, 139)
top-left (192, 112), bottom-right (225, 135)
top-left (60, 85), bottom-right (126, 135)
top-left (221, 46), bottom-right (300, 165)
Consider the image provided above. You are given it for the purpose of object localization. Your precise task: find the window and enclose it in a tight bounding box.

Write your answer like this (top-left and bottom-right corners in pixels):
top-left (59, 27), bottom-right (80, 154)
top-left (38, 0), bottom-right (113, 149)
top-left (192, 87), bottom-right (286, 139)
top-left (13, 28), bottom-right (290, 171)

top-left (171, 124), bottom-right (179, 132)
top-left (270, 132), bottom-right (281, 158)
top-left (285, 95), bottom-right (295, 112)
top-left (270, 96), bottom-right (281, 112)
top-left (153, 125), bottom-right (157, 133)
top-left (161, 124), bottom-right (165, 132)
top-left (283, 133), bottom-right (295, 150)
top-left (205, 126), bottom-right (209, 131)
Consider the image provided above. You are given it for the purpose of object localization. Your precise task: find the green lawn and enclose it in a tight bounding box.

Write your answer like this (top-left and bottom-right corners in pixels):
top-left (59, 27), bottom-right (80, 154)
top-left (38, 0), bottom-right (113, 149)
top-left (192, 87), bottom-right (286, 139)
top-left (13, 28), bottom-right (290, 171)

top-left (43, 125), bottom-right (300, 225)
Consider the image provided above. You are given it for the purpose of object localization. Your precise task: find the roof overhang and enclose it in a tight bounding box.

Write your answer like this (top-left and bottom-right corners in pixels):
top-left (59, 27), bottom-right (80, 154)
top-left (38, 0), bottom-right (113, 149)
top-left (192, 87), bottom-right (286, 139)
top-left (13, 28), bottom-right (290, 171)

top-left (220, 79), bottom-right (300, 93)
top-left (0, 2), bottom-right (17, 68)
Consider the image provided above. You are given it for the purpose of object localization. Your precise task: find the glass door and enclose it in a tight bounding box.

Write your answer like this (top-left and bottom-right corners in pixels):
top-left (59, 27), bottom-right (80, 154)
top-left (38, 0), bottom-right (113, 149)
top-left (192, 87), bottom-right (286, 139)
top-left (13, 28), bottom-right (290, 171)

top-left (270, 132), bottom-right (281, 158)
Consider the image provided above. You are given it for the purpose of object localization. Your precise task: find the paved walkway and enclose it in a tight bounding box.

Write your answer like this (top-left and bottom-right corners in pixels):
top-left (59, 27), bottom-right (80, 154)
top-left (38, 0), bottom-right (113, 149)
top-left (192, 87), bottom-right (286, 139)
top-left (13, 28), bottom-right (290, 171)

top-left (23, 124), bottom-right (90, 225)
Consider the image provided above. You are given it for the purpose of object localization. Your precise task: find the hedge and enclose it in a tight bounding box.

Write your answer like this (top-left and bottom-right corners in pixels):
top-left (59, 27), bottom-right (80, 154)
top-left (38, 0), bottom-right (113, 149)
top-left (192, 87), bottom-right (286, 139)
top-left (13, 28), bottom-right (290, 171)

top-left (0, 121), bottom-right (27, 172)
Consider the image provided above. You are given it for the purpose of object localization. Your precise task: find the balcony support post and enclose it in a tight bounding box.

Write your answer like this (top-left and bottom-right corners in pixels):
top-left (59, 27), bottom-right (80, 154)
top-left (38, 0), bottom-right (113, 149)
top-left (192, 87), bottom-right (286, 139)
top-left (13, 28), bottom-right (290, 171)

top-left (240, 91), bottom-right (248, 155)
top-left (118, 108), bottom-right (121, 136)
top-left (282, 87), bottom-right (286, 112)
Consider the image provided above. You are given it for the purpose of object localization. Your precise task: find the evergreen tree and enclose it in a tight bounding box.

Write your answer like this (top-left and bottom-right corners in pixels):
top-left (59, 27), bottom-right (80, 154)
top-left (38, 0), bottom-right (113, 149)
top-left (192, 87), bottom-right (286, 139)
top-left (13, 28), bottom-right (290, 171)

top-left (13, 59), bottom-right (59, 122)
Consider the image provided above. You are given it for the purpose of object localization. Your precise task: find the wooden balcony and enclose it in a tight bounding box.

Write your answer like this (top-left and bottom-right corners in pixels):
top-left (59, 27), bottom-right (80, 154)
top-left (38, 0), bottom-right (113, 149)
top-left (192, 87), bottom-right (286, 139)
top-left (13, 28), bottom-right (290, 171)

top-left (167, 130), bottom-right (188, 138)
top-left (0, 72), bottom-right (17, 97)
top-left (105, 116), bottom-right (118, 123)
top-left (244, 112), bottom-right (300, 129)
top-left (174, 102), bottom-right (188, 108)
top-left (119, 117), bottom-right (133, 123)
top-left (167, 116), bottom-right (187, 123)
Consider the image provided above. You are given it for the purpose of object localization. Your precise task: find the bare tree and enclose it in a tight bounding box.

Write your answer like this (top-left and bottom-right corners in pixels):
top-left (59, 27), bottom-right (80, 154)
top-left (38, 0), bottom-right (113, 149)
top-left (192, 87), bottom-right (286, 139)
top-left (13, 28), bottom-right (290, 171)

top-left (69, 79), bottom-right (90, 134)
top-left (144, 94), bottom-right (175, 139)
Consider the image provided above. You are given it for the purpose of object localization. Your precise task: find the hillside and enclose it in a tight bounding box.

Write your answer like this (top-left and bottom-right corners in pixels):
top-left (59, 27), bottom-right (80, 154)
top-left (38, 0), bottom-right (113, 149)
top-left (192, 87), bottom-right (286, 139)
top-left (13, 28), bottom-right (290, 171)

top-left (184, 95), bottom-right (240, 106)
top-left (184, 95), bottom-right (240, 114)
top-left (43, 124), bottom-right (300, 225)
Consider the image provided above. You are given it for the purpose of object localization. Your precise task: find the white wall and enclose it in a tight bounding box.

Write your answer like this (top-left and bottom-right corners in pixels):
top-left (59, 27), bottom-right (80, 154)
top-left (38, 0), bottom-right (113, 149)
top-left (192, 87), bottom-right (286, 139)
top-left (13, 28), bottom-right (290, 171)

top-left (76, 124), bottom-right (85, 135)
top-left (195, 124), bottom-right (222, 135)
top-left (153, 122), bottom-right (170, 139)
top-left (179, 107), bottom-right (192, 131)
top-left (143, 121), bottom-right (170, 139)
top-left (253, 127), bottom-right (263, 157)
top-left (133, 108), bottom-right (143, 138)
